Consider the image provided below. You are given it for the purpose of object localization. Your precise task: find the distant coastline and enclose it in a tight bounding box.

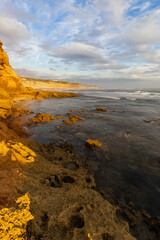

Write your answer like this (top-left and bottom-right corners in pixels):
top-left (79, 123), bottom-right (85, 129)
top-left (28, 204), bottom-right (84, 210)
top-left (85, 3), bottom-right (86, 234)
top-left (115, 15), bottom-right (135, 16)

top-left (21, 77), bottom-right (101, 90)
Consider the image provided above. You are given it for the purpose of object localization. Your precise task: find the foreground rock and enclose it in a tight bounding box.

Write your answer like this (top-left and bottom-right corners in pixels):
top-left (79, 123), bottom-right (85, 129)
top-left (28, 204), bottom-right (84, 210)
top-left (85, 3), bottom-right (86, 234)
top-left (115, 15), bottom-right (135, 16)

top-left (0, 120), bottom-right (136, 240)
top-left (0, 140), bottom-right (36, 163)
top-left (0, 193), bottom-right (34, 239)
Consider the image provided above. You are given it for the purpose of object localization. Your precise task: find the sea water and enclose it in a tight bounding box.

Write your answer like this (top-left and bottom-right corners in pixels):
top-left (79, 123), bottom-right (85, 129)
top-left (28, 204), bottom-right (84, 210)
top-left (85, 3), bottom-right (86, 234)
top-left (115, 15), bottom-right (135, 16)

top-left (19, 88), bottom-right (160, 216)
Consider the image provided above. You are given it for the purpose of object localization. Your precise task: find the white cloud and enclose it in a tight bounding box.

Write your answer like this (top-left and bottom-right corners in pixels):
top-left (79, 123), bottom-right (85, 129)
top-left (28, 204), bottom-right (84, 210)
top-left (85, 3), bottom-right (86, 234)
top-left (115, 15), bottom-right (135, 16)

top-left (51, 42), bottom-right (108, 64)
top-left (0, 0), bottom-right (160, 87)
top-left (45, 42), bottom-right (122, 71)
top-left (0, 15), bottom-right (29, 42)
top-left (0, 0), bottom-right (35, 22)
top-left (126, 10), bottom-right (160, 45)
top-left (0, 15), bottom-right (31, 58)
top-left (94, 0), bottom-right (131, 25)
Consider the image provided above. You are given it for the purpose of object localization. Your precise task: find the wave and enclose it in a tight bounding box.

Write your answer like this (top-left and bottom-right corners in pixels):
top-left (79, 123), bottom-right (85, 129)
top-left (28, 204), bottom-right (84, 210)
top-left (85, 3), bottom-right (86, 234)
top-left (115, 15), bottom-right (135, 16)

top-left (75, 88), bottom-right (160, 100)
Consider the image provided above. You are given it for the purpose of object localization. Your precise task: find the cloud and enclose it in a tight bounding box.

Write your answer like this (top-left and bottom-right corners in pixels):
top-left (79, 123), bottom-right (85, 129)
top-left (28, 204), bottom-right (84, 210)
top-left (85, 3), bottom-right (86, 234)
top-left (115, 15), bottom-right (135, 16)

top-left (126, 10), bottom-right (160, 46)
top-left (0, 15), bottom-right (29, 42)
top-left (0, 0), bottom-right (35, 22)
top-left (14, 67), bottom-right (59, 79)
top-left (0, 15), bottom-right (31, 56)
top-left (94, 0), bottom-right (131, 25)
top-left (47, 42), bottom-right (112, 69)
top-left (1, 0), bottom-right (160, 88)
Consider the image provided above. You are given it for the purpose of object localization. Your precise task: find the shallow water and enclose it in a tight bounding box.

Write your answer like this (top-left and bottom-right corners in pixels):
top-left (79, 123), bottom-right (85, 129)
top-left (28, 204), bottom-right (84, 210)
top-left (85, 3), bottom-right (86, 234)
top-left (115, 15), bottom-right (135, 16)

top-left (18, 88), bottom-right (160, 216)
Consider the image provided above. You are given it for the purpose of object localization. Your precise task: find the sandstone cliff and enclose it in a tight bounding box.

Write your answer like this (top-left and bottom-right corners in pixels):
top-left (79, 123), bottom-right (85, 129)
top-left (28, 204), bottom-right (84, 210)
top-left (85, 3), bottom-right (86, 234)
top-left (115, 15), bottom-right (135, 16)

top-left (0, 41), bottom-right (78, 118)
top-left (21, 78), bottom-right (100, 90)
top-left (0, 40), bottom-right (27, 92)
top-left (0, 40), bottom-right (27, 117)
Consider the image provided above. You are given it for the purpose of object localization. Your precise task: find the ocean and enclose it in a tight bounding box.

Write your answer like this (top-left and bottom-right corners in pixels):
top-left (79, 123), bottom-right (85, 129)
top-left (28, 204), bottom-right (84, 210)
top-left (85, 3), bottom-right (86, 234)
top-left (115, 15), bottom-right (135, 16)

top-left (18, 88), bottom-right (160, 216)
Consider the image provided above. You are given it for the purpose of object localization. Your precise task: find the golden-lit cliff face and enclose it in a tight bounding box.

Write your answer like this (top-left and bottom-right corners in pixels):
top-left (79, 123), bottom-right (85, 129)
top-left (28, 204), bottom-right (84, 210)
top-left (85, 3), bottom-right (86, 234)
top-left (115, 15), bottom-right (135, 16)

top-left (0, 40), bottom-right (25, 117)
top-left (0, 40), bottom-right (79, 118)
top-left (0, 40), bottom-right (23, 91)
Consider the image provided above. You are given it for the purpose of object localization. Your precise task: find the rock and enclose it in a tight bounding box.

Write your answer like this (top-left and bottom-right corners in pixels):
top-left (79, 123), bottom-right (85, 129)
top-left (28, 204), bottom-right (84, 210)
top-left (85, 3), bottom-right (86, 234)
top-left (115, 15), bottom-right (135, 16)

top-left (70, 110), bottom-right (76, 112)
top-left (81, 110), bottom-right (87, 113)
top-left (96, 107), bottom-right (107, 111)
top-left (10, 106), bottom-right (33, 118)
top-left (0, 40), bottom-right (23, 91)
top-left (0, 40), bottom-right (27, 117)
top-left (29, 113), bottom-right (55, 123)
top-left (0, 140), bottom-right (9, 156)
top-left (0, 99), bottom-right (12, 110)
top-left (85, 139), bottom-right (102, 148)
top-left (0, 140), bottom-right (36, 163)
top-left (0, 193), bottom-right (34, 239)
top-left (63, 115), bottom-right (84, 125)
top-left (29, 113), bottom-right (65, 123)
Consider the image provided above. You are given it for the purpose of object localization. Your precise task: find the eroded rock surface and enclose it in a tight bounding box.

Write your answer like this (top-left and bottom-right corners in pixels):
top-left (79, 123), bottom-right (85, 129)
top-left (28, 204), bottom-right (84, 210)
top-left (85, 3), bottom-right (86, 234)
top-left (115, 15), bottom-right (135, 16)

top-left (0, 140), bottom-right (36, 163)
top-left (0, 193), bottom-right (34, 240)
top-left (23, 142), bottom-right (135, 240)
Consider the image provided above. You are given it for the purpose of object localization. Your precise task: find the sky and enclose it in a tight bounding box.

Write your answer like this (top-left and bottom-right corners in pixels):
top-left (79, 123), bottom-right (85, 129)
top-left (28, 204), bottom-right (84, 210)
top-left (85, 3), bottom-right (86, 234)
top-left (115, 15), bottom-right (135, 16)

top-left (0, 0), bottom-right (160, 88)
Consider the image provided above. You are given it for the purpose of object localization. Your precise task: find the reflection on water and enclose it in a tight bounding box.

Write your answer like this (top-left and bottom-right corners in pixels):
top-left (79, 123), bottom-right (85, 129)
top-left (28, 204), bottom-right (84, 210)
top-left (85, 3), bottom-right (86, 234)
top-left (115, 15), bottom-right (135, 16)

top-left (18, 90), bottom-right (160, 216)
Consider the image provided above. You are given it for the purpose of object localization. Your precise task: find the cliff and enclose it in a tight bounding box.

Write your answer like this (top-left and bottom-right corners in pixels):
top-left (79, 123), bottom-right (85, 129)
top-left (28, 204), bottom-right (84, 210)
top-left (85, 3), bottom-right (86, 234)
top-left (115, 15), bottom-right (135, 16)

top-left (0, 41), bottom-right (78, 118)
top-left (0, 41), bottom-right (29, 93)
top-left (0, 40), bottom-right (28, 117)
top-left (21, 78), bottom-right (100, 90)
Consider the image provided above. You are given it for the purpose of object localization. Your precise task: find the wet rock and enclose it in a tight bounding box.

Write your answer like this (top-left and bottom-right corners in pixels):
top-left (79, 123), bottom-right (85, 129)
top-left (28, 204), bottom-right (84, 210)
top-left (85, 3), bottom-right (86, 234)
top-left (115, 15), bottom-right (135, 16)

top-left (63, 115), bottom-right (84, 125)
top-left (70, 110), bottom-right (76, 113)
top-left (81, 110), bottom-right (87, 113)
top-left (85, 139), bottom-right (102, 148)
top-left (96, 107), bottom-right (107, 112)
top-left (10, 106), bottom-right (33, 118)
top-left (29, 113), bottom-right (65, 123)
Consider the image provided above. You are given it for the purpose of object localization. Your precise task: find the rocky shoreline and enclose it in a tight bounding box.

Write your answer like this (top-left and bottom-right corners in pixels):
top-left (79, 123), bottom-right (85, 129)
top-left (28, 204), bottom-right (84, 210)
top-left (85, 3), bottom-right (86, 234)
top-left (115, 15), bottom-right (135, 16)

top-left (0, 40), bottom-right (160, 239)
top-left (0, 40), bottom-right (135, 239)
top-left (2, 107), bottom-right (160, 240)
top-left (0, 117), bottom-right (136, 240)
